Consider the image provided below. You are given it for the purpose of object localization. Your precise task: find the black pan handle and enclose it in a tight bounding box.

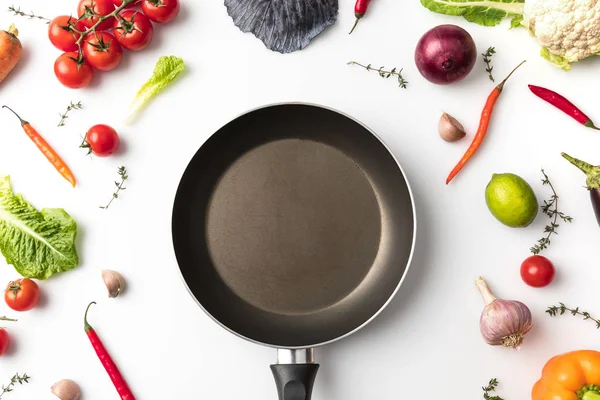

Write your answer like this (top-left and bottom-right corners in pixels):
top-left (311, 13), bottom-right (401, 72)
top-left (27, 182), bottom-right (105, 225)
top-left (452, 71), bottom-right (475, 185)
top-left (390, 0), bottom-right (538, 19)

top-left (270, 363), bottom-right (319, 400)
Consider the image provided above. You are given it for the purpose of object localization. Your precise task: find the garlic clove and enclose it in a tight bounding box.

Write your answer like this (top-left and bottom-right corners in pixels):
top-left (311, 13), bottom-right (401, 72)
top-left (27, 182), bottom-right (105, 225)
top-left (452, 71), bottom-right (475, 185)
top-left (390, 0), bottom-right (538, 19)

top-left (102, 269), bottom-right (126, 298)
top-left (475, 276), bottom-right (533, 349)
top-left (51, 379), bottom-right (81, 400)
top-left (438, 112), bottom-right (466, 142)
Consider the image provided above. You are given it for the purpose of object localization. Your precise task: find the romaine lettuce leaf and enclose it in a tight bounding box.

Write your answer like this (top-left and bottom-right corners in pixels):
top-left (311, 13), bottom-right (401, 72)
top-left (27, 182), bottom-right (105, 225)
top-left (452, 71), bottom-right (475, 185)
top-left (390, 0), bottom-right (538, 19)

top-left (0, 176), bottom-right (79, 279)
top-left (540, 47), bottom-right (571, 71)
top-left (125, 55), bottom-right (185, 124)
top-left (420, 0), bottom-right (525, 27)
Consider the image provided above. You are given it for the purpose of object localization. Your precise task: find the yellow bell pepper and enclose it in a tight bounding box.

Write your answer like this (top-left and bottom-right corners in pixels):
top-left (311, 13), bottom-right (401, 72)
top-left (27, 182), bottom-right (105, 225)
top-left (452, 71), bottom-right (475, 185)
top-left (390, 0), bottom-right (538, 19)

top-left (533, 350), bottom-right (600, 400)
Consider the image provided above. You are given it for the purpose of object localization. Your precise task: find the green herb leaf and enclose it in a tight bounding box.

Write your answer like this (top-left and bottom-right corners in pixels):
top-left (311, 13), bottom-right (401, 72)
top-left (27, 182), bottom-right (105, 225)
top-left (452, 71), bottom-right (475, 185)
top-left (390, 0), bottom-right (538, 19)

top-left (482, 378), bottom-right (505, 400)
top-left (530, 169), bottom-right (572, 255)
top-left (547, 303), bottom-right (600, 329)
top-left (482, 46), bottom-right (496, 81)
top-left (419, 0), bottom-right (524, 27)
top-left (0, 176), bottom-right (78, 280)
top-left (540, 47), bottom-right (571, 71)
top-left (126, 55), bottom-right (185, 124)
top-left (0, 373), bottom-right (30, 398)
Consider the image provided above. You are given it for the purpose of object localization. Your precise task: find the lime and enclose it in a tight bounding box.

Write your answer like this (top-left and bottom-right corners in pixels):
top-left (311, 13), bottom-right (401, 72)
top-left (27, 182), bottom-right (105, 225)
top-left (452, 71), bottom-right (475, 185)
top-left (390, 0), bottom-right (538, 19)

top-left (485, 173), bottom-right (539, 228)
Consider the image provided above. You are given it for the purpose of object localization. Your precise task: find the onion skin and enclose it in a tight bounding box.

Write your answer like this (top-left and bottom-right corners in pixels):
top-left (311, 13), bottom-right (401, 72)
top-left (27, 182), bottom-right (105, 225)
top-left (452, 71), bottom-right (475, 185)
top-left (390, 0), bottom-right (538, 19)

top-left (415, 24), bottom-right (477, 85)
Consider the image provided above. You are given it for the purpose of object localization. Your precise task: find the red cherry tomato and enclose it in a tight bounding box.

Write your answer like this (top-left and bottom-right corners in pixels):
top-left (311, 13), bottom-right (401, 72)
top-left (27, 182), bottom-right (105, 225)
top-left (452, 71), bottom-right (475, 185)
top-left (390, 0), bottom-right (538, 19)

top-left (82, 32), bottom-right (122, 71)
top-left (113, 10), bottom-right (154, 50)
top-left (113, 0), bottom-right (140, 7)
top-left (48, 16), bottom-right (85, 52)
top-left (54, 52), bottom-right (94, 89)
top-left (141, 0), bottom-right (179, 23)
top-left (520, 255), bottom-right (555, 288)
top-left (83, 124), bottom-right (120, 157)
top-left (78, 0), bottom-right (115, 30)
top-left (4, 279), bottom-right (40, 312)
top-left (0, 329), bottom-right (8, 356)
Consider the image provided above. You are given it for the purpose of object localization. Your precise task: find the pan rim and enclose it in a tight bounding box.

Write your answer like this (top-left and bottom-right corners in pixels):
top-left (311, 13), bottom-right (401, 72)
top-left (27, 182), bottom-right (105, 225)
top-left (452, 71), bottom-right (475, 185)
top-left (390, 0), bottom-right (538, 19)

top-left (171, 101), bottom-right (418, 350)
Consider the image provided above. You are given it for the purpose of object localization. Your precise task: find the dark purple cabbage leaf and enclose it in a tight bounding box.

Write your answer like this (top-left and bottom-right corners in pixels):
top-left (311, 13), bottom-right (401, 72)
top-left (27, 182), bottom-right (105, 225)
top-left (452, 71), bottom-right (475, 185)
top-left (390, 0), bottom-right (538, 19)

top-left (224, 0), bottom-right (338, 54)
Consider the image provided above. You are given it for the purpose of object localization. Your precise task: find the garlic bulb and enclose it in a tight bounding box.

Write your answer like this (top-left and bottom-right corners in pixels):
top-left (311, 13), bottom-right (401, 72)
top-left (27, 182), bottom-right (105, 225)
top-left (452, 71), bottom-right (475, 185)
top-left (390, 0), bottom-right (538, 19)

top-left (438, 112), bottom-right (466, 142)
top-left (51, 379), bottom-right (81, 400)
top-left (102, 269), bottom-right (126, 298)
top-left (475, 276), bottom-right (533, 348)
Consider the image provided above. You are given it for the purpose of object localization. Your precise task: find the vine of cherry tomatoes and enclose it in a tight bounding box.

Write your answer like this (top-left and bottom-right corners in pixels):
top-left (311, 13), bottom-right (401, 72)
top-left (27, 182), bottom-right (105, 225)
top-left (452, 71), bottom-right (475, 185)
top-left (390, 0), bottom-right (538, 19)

top-left (48, 0), bottom-right (180, 89)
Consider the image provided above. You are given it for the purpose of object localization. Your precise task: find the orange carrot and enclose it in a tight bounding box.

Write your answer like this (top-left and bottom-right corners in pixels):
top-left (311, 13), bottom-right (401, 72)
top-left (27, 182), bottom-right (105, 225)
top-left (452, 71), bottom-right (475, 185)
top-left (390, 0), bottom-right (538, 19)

top-left (446, 60), bottom-right (526, 185)
top-left (3, 106), bottom-right (77, 187)
top-left (0, 25), bottom-right (22, 84)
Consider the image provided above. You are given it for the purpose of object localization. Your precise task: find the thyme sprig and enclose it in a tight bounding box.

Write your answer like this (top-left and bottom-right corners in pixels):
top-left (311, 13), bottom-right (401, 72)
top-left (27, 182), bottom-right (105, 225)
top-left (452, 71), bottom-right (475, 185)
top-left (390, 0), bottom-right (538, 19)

top-left (7, 6), bottom-right (49, 23)
top-left (347, 61), bottom-right (408, 89)
top-left (530, 169), bottom-right (572, 255)
top-left (483, 378), bottom-right (505, 400)
top-left (482, 47), bottom-right (496, 82)
top-left (100, 166), bottom-right (128, 209)
top-left (0, 317), bottom-right (16, 322)
top-left (547, 303), bottom-right (600, 329)
top-left (0, 373), bottom-right (30, 398)
top-left (58, 101), bottom-right (83, 127)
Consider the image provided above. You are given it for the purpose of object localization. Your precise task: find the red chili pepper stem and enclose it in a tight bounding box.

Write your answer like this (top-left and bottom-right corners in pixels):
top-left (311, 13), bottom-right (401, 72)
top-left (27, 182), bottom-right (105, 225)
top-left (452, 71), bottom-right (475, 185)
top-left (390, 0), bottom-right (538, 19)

top-left (2, 105), bottom-right (28, 126)
top-left (496, 60), bottom-right (526, 92)
top-left (349, 13), bottom-right (363, 35)
top-left (84, 301), bottom-right (96, 333)
top-left (584, 120), bottom-right (600, 130)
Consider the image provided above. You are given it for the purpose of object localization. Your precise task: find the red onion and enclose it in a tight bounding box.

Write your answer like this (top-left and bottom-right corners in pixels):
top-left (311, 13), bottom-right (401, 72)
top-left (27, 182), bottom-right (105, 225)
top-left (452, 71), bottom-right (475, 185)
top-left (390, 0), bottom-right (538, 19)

top-left (415, 24), bottom-right (477, 85)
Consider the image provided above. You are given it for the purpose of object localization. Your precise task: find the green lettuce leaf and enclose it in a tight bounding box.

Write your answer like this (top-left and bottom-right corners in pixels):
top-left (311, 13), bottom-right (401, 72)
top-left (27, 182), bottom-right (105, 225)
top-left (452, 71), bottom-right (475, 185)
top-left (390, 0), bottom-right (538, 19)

top-left (510, 14), bottom-right (524, 29)
top-left (126, 55), bottom-right (185, 124)
top-left (420, 0), bottom-right (525, 27)
top-left (540, 47), bottom-right (571, 71)
top-left (0, 176), bottom-right (79, 279)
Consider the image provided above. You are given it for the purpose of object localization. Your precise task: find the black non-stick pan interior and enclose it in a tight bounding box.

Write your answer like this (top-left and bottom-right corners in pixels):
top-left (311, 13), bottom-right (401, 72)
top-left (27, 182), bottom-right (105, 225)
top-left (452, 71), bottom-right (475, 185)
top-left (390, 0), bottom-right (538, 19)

top-left (172, 104), bottom-right (415, 348)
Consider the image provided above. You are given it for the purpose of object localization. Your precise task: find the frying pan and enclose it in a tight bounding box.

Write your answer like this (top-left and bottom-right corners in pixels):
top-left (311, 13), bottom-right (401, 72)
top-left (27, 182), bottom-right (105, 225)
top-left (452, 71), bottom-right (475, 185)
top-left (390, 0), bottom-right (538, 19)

top-left (172, 103), bottom-right (416, 400)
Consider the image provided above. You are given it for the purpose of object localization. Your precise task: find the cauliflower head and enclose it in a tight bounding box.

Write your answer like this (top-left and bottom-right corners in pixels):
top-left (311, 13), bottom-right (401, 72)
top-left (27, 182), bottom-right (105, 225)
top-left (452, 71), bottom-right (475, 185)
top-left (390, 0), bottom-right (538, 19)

top-left (523, 0), bottom-right (600, 65)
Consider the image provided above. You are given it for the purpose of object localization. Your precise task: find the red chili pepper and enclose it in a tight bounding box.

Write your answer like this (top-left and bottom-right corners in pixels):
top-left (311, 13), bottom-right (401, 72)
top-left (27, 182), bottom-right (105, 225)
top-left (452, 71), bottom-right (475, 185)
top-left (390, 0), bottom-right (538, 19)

top-left (446, 60), bottom-right (526, 185)
top-left (349, 0), bottom-right (371, 34)
top-left (528, 85), bottom-right (600, 131)
top-left (84, 302), bottom-right (136, 400)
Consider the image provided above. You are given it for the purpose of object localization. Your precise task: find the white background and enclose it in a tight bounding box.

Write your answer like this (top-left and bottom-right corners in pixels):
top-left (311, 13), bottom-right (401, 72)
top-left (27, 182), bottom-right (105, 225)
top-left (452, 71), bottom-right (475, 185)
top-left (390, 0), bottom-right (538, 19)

top-left (0, 0), bottom-right (599, 399)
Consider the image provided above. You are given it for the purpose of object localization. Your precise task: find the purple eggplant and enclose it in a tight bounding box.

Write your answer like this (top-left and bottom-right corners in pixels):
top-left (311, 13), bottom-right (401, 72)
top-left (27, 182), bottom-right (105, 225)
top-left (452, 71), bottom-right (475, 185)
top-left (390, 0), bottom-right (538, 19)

top-left (591, 188), bottom-right (600, 227)
top-left (562, 152), bottom-right (600, 227)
